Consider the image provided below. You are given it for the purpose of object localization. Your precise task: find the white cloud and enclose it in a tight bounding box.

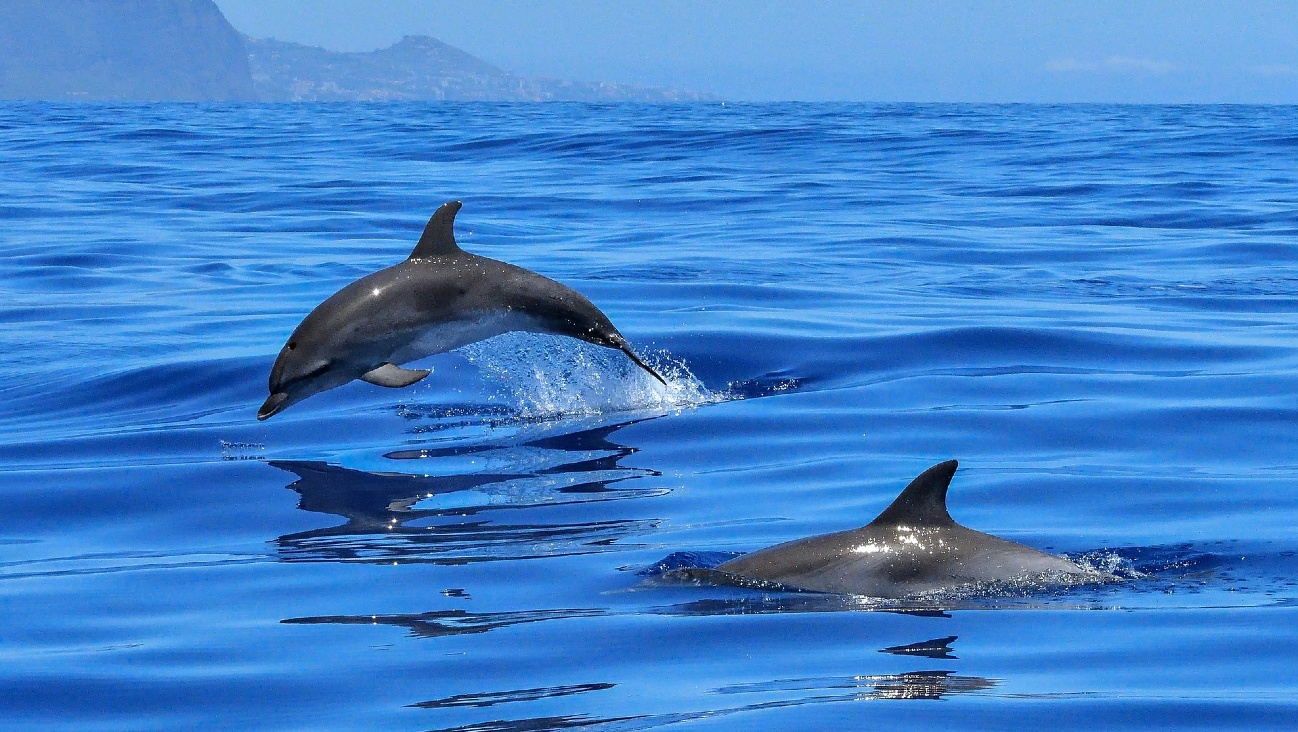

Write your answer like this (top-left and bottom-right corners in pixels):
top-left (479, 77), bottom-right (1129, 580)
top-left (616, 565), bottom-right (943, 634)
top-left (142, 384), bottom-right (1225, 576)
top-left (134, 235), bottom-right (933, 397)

top-left (1104, 56), bottom-right (1177, 74)
top-left (1045, 56), bottom-right (1178, 75)
top-left (1250, 64), bottom-right (1297, 76)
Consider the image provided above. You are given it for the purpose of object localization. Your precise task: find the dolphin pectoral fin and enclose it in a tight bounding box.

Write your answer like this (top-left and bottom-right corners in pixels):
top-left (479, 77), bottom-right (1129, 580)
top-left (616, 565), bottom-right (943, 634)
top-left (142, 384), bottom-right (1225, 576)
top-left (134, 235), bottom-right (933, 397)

top-left (360, 363), bottom-right (431, 388)
top-left (620, 345), bottom-right (668, 386)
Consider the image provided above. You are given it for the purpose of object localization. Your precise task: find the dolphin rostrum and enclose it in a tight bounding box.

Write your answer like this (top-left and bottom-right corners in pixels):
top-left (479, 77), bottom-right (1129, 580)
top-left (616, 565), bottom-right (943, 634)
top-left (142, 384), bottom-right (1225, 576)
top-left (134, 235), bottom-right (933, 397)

top-left (717, 460), bottom-right (1108, 598)
top-left (259, 201), bottom-right (665, 420)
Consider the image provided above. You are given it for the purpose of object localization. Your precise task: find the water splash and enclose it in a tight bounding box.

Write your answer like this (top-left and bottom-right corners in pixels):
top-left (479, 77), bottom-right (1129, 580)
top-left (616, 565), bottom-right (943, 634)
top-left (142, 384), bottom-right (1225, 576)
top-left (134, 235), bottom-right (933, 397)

top-left (1070, 548), bottom-right (1147, 580)
top-left (459, 333), bottom-right (717, 420)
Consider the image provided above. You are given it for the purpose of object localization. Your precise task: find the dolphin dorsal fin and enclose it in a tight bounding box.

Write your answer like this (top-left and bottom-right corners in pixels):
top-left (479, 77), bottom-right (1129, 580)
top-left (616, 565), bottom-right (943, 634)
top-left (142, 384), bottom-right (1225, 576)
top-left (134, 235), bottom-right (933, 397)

top-left (868, 460), bottom-right (959, 528)
top-left (409, 201), bottom-right (463, 259)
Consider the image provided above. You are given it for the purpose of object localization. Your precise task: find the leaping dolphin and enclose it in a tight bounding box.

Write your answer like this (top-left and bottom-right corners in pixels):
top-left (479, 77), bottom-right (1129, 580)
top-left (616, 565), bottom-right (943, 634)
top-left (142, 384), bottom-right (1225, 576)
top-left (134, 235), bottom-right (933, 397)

top-left (717, 460), bottom-right (1110, 598)
top-left (259, 201), bottom-right (665, 420)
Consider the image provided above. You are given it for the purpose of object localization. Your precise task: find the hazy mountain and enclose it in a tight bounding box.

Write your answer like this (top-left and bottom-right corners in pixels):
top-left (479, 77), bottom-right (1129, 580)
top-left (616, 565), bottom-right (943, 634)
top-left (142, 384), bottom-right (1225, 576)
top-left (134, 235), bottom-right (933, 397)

top-left (0, 0), bottom-right (709, 102)
top-left (0, 0), bottom-right (254, 101)
top-left (246, 35), bottom-right (712, 102)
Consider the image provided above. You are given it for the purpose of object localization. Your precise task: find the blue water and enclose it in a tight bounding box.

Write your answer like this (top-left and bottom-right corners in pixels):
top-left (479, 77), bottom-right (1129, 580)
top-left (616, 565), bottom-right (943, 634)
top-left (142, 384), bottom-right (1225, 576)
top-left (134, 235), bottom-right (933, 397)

top-left (2, 102), bottom-right (1297, 730)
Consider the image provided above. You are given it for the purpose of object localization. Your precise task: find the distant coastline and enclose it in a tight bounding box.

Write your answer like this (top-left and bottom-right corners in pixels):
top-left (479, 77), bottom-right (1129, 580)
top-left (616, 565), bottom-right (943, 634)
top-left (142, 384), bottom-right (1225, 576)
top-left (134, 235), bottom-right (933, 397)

top-left (0, 0), bottom-right (712, 102)
top-left (245, 35), bottom-right (712, 103)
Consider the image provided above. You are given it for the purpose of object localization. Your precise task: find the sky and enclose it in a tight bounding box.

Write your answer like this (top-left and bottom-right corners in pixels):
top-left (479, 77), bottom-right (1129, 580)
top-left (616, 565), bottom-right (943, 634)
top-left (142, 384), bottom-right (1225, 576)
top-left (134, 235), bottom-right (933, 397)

top-left (215, 0), bottom-right (1298, 103)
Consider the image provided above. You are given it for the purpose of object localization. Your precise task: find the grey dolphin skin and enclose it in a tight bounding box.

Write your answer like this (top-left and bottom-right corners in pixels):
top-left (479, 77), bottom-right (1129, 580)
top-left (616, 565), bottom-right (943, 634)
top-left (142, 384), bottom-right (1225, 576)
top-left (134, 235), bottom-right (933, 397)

top-left (718, 460), bottom-right (1108, 598)
top-left (259, 201), bottom-right (665, 420)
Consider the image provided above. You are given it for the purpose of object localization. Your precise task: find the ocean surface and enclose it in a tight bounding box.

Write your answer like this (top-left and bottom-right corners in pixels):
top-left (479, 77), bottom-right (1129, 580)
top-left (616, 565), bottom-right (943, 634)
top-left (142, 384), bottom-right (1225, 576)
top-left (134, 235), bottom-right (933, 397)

top-left (1, 102), bottom-right (1296, 730)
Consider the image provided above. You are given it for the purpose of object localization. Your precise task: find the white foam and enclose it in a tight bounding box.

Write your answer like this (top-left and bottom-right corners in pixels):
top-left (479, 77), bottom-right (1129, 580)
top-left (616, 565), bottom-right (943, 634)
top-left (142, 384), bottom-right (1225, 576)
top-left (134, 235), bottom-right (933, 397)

top-left (1070, 549), bottom-right (1146, 579)
top-left (458, 333), bottom-right (718, 420)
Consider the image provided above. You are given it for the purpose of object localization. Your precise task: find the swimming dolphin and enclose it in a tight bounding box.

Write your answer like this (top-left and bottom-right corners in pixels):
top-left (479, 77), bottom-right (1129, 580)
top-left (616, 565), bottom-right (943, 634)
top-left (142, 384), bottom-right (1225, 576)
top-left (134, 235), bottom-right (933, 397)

top-left (717, 460), bottom-right (1107, 598)
top-left (259, 201), bottom-right (665, 420)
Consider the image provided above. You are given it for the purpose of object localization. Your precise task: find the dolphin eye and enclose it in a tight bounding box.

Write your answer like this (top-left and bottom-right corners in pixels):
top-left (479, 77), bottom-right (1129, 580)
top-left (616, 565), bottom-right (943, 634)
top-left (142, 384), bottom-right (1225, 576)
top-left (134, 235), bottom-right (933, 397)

top-left (286, 342), bottom-right (297, 351)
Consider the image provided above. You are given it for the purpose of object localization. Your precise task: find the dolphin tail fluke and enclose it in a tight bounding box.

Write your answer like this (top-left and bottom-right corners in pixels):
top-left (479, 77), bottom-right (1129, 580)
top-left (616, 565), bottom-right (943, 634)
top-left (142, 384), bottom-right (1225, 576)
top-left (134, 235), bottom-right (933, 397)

top-left (620, 345), bottom-right (668, 386)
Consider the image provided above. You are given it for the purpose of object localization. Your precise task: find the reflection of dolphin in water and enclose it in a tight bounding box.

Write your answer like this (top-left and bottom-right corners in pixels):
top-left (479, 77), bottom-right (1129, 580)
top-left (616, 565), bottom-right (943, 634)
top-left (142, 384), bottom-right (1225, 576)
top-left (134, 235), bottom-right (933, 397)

top-left (270, 460), bottom-right (526, 532)
top-left (283, 607), bottom-right (607, 639)
top-left (714, 669), bottom-right (995, 701)
top-left (718, 460), bottom-right (1111, 598)
top-left (259, 201), bottom-right (664, 419)
top-left (271, 420), bottom-right (664, 564)
top-left (881, 635), bottom-right (960, 660)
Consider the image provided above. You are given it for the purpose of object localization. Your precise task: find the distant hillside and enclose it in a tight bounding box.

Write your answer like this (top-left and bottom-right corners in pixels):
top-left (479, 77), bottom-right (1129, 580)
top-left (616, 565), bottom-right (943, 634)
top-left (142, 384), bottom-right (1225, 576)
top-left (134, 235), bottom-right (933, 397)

top-left (0, 1), bottom-right (709, 102)
top-left (0, 0), bottom-right (254, 101)
top-left (246, 35), bottom-right (712, 102)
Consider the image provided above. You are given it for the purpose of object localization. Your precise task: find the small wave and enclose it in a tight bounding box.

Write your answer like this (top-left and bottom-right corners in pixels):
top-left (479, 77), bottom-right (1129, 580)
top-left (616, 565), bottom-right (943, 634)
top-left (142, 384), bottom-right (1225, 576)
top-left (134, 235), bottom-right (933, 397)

top-left (0, 550), bottom-right (268, 581)
top-left (722, 371), bottom-right (809, 400)
top-left (410, 682), bottom-right (616, 710)
top-left (638, 551), bottom-right (742, 575)
top-left (110, 127), bottom-right (207, 141)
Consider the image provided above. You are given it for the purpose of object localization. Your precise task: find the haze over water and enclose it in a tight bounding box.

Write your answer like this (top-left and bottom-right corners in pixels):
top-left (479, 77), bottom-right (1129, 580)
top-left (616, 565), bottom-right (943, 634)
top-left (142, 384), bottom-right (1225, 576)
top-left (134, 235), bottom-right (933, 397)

top-left (1, 102), bottom-right (1296, 730)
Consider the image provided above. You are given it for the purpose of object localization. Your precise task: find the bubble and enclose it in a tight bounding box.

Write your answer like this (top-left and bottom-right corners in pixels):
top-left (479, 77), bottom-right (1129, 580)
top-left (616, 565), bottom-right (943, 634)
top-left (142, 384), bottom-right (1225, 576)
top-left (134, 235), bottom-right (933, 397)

top-left (458, 333), bottom-right (719, 420)
top-left (1069, 549), bottom-right (1146, 580)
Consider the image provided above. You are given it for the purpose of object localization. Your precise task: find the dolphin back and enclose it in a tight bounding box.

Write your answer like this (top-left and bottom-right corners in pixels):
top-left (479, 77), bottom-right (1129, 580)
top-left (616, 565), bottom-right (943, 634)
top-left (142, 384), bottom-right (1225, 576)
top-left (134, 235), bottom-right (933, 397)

top-left (259, 200), bottom-right (667, 419)
top-left (717, 460), bottom-right (1101, 597)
